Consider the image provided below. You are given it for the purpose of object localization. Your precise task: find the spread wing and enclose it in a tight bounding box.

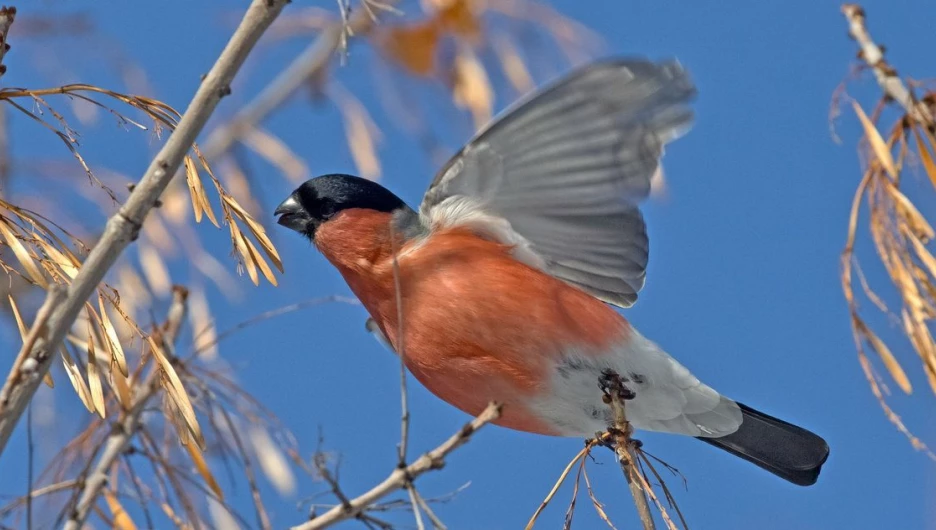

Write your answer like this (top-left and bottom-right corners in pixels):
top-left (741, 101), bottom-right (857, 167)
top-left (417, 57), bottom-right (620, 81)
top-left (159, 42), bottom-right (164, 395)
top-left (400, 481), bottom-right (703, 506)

top-left (419, 59), bottom-right (695, 308)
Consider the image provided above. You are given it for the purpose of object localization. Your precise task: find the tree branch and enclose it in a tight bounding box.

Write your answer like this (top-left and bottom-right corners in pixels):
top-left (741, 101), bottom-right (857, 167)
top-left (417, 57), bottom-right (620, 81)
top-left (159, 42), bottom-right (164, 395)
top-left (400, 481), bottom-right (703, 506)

top-left (292, 402), bottom-right (502, 530)
top-left (842, 4), bottom-right (934, 128)
top-left (602, 371), bottom-right (655, 530)
top-left (63, 286), bottom-right (189, 530)
top-left (0, 286), bottom-right (66, 409)
top-left (0, 6), bottom-right (15, 81)
top-left (200, 0), bottom-right (399, 162)
top-left (0, 0), bottom-right (290, 459)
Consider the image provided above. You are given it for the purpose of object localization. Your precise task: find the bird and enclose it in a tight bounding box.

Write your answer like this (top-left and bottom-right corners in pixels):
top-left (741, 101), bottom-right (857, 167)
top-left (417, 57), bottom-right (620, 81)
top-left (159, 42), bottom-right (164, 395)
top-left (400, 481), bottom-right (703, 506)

top-left (274, 58), bottom-right (830, 486)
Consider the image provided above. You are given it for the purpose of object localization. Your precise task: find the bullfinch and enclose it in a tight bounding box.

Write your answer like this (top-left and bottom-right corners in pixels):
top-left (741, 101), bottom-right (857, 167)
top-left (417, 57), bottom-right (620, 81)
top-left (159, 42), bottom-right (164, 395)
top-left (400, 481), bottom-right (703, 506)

top-left (275, 59), bottom-right (829, 486)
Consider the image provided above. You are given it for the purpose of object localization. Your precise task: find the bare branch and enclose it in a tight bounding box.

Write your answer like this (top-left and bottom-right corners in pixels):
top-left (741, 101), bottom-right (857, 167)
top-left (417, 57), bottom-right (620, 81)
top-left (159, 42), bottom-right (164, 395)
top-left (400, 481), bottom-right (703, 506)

top-left (63, 286), bottom-right (189, 530)
top-left (291, 402), bottom-right (502, 530)
top-left (0, 6), bottom-right (15, 81)
top-left (601, 371), bottom-right (655, 530)
top-left (200, 0), bottom-right (400, 162)
top-left (0, 0), bottom-right (290, 458)
top-left (842, 4), bottom-right (934, 127)
top-left (0, 285), bottom-right (67, 408)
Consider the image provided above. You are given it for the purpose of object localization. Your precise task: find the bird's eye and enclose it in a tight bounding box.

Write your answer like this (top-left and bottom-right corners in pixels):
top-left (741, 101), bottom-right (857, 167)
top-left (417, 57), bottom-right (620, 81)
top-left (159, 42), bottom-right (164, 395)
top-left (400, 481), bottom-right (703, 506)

top-left (317, 199), bottom-right (337, 219)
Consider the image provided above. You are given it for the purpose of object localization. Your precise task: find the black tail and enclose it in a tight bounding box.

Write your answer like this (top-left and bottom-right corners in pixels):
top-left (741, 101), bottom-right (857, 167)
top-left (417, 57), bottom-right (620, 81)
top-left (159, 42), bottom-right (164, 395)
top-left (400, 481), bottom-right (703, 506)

top-left (696, 403), bottom-right (829, 486)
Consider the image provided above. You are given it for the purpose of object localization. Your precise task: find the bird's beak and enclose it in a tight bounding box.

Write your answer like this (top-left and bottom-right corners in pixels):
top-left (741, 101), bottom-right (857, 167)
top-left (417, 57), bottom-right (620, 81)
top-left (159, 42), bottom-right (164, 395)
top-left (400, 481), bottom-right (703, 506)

top-left (274, 195), bottom-right (300, 217)
top-left (274, 195), bottom-right (306, 232)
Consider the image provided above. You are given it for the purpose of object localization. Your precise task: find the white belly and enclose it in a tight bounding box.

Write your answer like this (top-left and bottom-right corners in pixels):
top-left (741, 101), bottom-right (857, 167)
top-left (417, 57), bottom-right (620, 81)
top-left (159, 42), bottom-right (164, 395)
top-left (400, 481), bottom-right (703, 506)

top-left (525, 328), bottom-right (743, 438)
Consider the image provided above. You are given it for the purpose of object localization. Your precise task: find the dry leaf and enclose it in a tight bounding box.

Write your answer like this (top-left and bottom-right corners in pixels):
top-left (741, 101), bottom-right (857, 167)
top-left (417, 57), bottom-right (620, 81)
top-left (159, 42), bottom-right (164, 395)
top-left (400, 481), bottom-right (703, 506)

top-left (906, 230), bottom-right (936, 284)
top-left (208, 497), bottom-right (240, 530)
top-left (381, 22), bottom-right (440, 76)
top-left (184, 155), bottom-right (205, 224)
top-left (242, 127), bottom-right (310, 184)
top-left (926, 365), bottom-right (936, 396)
top-left (852, 101), bottom-right (897, 179)
top-left (185, 441), bottom-right (224, 500)
top-left (8, 295), bottom-right (54, 388)
top-left (111, 360), bottom-right (132, 409)
top-left (141, 211), bottom-right (177, 256)
top-left (61, 347), bottom-right (94, 412)
top-left (452, 47), bottom-right (493, 129)
top-left (189, 288), bottom-right (218, 361)
top-left (219, 160), bottom-right (261, 217)
top-left (184, 155), bottom-right (220, 227)
top-left (241, 233), bottom-right (278, 286)
top-left (884, 181), bottom-right (934, 241)
top-left (161, 183), bottom-right (191, 226)
top-left (222, 195), bottom-right (283, 273)
top-left (230, 223), bottom-right (258, 285)
top-left (494, 35), bottom-right (533, 93)
top-left (159, 503), bottom-right (186, 527)
top-left (139, 244), bottom-right (171, 297)
top-left (148, 336), bottom-right (205, 448)
top-left (98, 294), bottom-right (128, 377)
top-left (117, 264), bottom-right (151, 319)
top-left (86, 321), bottom-right (107, 418)
top-left (0, 218), bottom-right (48, 287)
top-left (858, 319), bottom-right (912, 394)
top-left (437, 0), bottom-right (481, 41)
top-left (35, 237), bottom-right (79, 280)
top-left (103, 489), bottom-right (138, 530)
top-left (8, 295), bottom-right (27, 339)
top-left (249, 426), bottom-right (296, 495)
top-left (912, 126), bottom-right (936, 192)
top-left (336, 96), bottom-right (382, 180)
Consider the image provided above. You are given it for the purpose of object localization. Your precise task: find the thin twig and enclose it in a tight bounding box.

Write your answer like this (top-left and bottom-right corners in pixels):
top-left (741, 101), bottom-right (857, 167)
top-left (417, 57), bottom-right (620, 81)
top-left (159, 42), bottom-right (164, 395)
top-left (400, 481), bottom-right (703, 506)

top-left (0, 0), bottom-right (290, 458)
top-left (841, 4), bottom-right (934, 128)
top-left (215, 405), bottom-right (273, 530)
top-left (525, 441), bottom-right (596, 530)
top-left (410, 486), bottom-right (446, 530)
top-left (405, 485), bottom-right (426, 530)
top-left (388, 223), bottom-right (409, 465)
top-left (638, 453), bottom-right (688, 530)
top-left (631, 458), bottom-right (679, 530)
top-left (0, 480), bottom-right (79, 518)
top-left (25, 403), bottom-right (32, 530)
top-left (62, 287), bottom-right (189, 530)
top-left (390, 220), bottom-right (428, 529)
top-left (122, 455), bottom-right (156, 530)
top-left (188, 294), bottom-right (359, 360)
top-left (291, 402), bottom-right (502, 530)
top-left (200, 0), bottom-right (400, 162)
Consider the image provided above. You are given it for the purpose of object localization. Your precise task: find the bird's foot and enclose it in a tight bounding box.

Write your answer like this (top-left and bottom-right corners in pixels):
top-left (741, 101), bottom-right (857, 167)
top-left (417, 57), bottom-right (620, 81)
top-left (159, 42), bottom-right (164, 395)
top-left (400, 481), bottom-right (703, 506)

top-left (598, 369), bottom-right (636, 401)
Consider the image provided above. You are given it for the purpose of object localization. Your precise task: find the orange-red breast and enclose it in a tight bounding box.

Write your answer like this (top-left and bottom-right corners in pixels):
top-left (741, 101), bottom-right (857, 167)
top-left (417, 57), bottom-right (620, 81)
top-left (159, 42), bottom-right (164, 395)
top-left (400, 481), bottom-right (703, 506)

top-left (275, 59), bottom-right (829, 486)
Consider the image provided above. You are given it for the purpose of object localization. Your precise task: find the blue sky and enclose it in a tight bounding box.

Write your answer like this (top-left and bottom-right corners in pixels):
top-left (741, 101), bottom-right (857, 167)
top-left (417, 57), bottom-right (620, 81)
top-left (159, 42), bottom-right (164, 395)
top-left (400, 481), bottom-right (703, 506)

top-left (3, 1), bottom-right (936, 529)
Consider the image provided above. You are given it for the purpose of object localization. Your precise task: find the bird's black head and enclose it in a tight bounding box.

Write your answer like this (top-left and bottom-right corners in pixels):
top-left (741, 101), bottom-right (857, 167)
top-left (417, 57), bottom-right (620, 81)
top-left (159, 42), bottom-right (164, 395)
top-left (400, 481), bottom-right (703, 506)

top-left (274, 174), bottom-right (409, 240)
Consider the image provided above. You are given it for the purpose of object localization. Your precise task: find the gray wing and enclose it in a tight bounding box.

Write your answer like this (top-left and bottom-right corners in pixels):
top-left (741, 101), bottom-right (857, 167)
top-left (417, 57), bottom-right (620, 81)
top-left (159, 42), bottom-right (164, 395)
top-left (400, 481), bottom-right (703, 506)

top-left (419, 59), bottom-right (696, 308)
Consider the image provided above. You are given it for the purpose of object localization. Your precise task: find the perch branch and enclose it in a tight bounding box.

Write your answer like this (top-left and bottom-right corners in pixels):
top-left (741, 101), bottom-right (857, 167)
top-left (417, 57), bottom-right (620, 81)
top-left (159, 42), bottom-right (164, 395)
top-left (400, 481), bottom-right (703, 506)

top-left (602, 371), bottom-right (655, 530)
top-left (0, 0), bottom-right (289, 458)
top-left (842, 4), bottom-right (934, 128)
top-left (291, 402), bottom-right (502, 530)
top-left (200, 0), bottom-right (399, 162)
top-left (63, 286), bottom-right (189, 530)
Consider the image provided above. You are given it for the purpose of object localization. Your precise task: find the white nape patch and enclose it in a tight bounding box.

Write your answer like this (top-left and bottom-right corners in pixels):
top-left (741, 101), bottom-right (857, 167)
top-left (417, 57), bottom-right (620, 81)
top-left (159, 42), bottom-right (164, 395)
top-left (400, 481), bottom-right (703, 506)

top-left (421, 196), bottom-right (547, 271)
top-left (527, 328), bottom-right (743, 438)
